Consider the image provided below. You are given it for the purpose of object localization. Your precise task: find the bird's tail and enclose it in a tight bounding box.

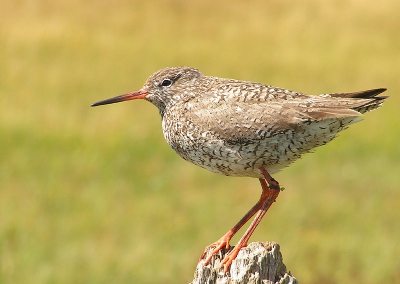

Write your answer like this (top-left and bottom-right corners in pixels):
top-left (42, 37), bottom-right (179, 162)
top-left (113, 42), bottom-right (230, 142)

top-left (322, 88), bottom-right (388, 114)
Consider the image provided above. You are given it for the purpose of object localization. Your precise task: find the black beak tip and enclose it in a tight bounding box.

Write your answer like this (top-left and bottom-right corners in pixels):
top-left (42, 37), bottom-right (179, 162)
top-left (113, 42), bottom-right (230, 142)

top-left (91, 99), bottom-right (111, 107)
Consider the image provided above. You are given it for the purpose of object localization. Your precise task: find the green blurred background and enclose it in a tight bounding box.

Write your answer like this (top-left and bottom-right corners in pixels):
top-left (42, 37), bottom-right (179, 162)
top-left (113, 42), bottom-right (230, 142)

top-left (1, 0), bottom-right (399, 283)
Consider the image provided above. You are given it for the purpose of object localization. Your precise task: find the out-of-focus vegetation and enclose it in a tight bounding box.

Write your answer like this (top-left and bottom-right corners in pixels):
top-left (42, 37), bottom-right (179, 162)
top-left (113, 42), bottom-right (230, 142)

top-left (1, 0), bottom-right (399, 283)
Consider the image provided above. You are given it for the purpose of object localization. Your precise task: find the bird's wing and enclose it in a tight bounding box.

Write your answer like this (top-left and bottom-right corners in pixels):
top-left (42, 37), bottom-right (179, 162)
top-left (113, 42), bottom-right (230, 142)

top-left (185, 86), bottom-right (387, 143)
top-left (187, 96), bottom-right (361, 142)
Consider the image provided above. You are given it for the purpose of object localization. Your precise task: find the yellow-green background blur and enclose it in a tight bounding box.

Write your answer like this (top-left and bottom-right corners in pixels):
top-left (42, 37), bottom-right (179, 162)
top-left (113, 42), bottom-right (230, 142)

top-left (1, 1), bottom-right (399, 283)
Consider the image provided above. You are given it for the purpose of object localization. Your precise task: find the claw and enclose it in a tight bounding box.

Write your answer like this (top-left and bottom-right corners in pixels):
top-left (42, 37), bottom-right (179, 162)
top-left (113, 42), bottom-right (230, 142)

top-left (201, 233), bottom-right (233, 265)
top-left (221, 244), bottom-right (244, 273)
top-left (201, 240), bottom-right (246, 273)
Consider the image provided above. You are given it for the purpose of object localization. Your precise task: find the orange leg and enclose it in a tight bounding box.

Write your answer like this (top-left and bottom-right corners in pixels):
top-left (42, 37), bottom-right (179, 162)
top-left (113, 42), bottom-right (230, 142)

top-left (201, 167), bottom-right (280, 273)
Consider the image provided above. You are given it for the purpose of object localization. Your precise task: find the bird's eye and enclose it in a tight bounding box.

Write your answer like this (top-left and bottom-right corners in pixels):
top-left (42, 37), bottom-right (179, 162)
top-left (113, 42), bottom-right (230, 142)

top-left (161, 79), bottom-right (173, 87)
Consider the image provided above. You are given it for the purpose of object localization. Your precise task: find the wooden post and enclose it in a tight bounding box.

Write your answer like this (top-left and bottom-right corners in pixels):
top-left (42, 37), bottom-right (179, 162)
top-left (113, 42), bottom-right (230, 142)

top-left (191, 242), bottom-right (298, 284)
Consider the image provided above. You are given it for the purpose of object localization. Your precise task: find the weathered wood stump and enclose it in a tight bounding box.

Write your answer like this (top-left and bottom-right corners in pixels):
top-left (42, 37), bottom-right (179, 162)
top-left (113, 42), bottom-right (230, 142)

top-left (191, 242), bottom-right (298, 284)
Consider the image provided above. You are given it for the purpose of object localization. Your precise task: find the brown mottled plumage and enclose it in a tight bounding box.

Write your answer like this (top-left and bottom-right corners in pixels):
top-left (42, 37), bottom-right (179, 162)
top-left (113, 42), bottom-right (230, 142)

top-left (92, 67), bottom-right (387, 272)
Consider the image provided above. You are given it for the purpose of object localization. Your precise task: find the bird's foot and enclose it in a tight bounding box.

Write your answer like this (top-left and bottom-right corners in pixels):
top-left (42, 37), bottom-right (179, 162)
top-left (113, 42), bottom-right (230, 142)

top-left (200, 231), bottom-right (248, 273)
top-left (200, 232), bottom-right (233, 266)
top-left (200, 239), bottom-right (247, 273)
top-left (220, 242), bottom-right (246, 273)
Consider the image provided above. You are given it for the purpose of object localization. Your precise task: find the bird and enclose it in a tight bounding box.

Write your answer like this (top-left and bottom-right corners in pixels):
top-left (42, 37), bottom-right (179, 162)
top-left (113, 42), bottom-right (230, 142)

top-left (91, 67), bottom-right (387, 272)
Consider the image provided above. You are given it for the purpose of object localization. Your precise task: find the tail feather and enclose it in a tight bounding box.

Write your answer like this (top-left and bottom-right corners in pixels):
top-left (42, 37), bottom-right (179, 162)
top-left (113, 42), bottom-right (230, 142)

top-left (328, 88), bottom-right (387, 99)
top-left (320, 88), bottom-right (388, 114)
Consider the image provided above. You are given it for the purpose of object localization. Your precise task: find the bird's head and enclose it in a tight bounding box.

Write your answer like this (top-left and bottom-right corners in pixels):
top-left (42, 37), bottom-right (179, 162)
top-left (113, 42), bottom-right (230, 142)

top-left (91, 67), bottom-right (203, 116)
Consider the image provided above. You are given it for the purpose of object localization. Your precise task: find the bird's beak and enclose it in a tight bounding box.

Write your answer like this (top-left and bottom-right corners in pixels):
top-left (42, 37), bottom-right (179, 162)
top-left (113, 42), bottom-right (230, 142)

top-left (91, 89), bottom-right (148, 107)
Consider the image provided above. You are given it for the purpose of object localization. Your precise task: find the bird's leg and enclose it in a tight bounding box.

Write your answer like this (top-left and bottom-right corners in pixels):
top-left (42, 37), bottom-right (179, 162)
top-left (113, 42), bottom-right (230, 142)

top-left (259, 166), bottom-right (280, 191)
top-left (201, 180), bottom-right (272, 264)
top-left (201, 167), bottom-right (280, 273)
top-left (219, 169), bottom-right (280, 272)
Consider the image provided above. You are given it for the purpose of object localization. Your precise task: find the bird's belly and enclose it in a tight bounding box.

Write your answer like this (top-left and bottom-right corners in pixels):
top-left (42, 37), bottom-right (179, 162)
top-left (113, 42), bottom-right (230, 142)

top-left (163, 130), bottom-right (304, 178)
top-left (162, 114), bottom-right (346, 178)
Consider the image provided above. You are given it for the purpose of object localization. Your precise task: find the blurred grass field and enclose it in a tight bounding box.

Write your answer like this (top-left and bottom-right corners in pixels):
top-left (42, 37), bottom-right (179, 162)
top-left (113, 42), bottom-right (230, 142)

top-left (1, 0), bottom-right (400, 283)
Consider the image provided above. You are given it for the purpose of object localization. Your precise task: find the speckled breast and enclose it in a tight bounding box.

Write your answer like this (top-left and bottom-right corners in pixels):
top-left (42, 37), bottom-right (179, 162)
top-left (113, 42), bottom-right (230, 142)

top-left (161, 107), bottom-right (301, 178)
